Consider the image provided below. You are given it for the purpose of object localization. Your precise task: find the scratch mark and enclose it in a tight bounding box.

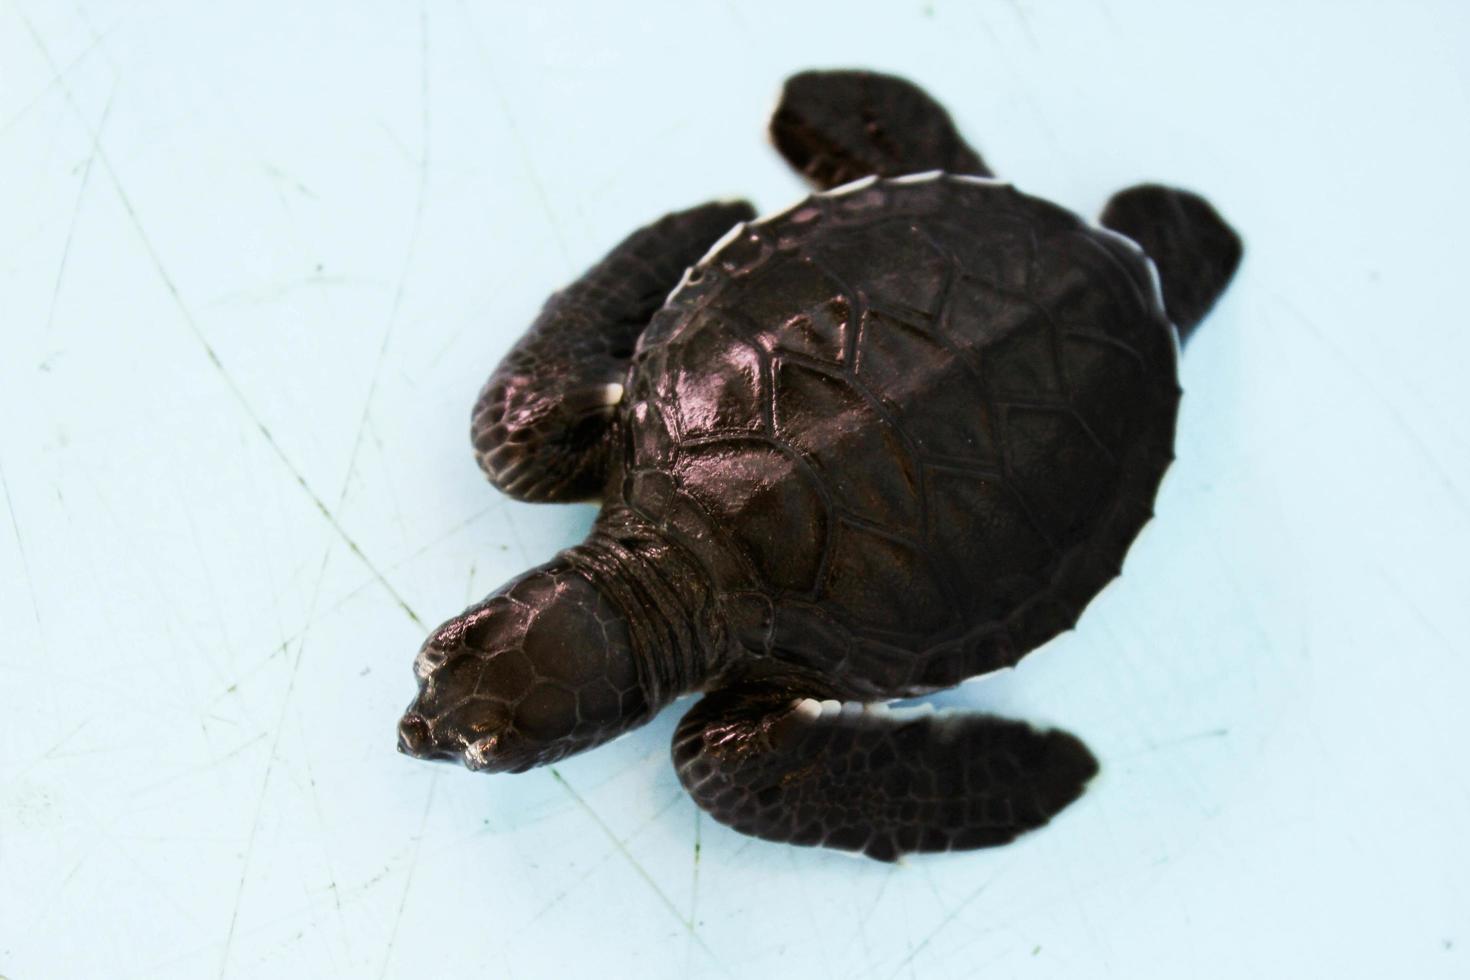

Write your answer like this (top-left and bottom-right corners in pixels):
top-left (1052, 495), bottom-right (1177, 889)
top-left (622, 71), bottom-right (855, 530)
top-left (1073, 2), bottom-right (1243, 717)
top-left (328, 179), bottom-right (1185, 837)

top-left (957, 11), bottom-right (1066, 176)
top-left (80, 479), bottom-right (249, 724)
top-left (338, 5), bottom-right (432, 520)
top-left (286, 500), bottom-right (497, 641)
top-left (968, 3), bottom-right (1004, 47)
top-left (785, 846), bottom-right (840, 980)
top-left (423, 316), bottom-right (476, 371)
top-left (719, 0), bottom-right (756, 42)
top-left (457, 0), bottom-right (572, 270)
top-left (1001, 0), bottom-right (1042, 50)
top-left (351, 864), bottom-right (393, 896)
top-left (522, 791), bottom-right (687, 927)
top-left (126, 731), bottom-right (269, 799)
top-left (1127, 727), bottom-right (1230, 758)
top-left (15, 846), bottom-right (92, 941)
top-left (276, 399), bottom-right (425, 626)
top-left (1275, 294), bottom-right (1470, 528)
top-left (260, 162), bottom-right (318, 200)
top-left (378, 773), bottom-right (438, 979)
top-left (215, 638), bottom-right (313, 978)
top-left (1375, 566), bottom-right (1458, 657)
top-left (0, 0), bottom-right (135, 139)
top-left (1064, 861), bottom-right (1114, 976)
top-left (366, 414), bottom-right (411, 539)
top-left (20, 15), bottom-right (424, 631)
top-left (71, 794), bottom-right (209, 931)
top-left (207, 643), bottom-right (283, 709)
top-left (45, 81), bottom-right (114, 336)
top-left (43, 720), bottom-right (90, 759)
top-left (1, 720), bottom-right (91, 795)
top-left (501, 506), bottom-right (536, 568)
top-left (887, 868), bottom-right (1004, 979)
top-left (251, 511), bottom-right (397, 967)
top-left (918, 861), bottom-right (945, 907)
top-left (853, 863), bottom-right (896, 975)
top-left (299, 751), bottom-right (345, 921)
top-left (685, 809), bottom-right (702, 973)
top-left (0, 456), bottom-right (46, 648)
top-left (391, 502), bottom-right (502, 574)
top-left (210, 483), bottom-right (367, 976)
top-left (177, 491), bottom-right (240, 683)
top-left (1206, 533), bottom-right (1282, 664)
top-left (548, 768), bottom-right (724, 967)
top-left (201, 274), bottom-right (381, 310)
top-left (203, 501), bottom-right (498, 708)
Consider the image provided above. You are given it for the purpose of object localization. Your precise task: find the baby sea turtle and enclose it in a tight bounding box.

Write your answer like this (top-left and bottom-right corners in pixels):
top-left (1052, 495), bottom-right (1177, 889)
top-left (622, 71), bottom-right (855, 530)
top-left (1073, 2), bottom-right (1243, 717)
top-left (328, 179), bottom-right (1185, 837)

top-left (398, 69), bottom-right (1241, 861)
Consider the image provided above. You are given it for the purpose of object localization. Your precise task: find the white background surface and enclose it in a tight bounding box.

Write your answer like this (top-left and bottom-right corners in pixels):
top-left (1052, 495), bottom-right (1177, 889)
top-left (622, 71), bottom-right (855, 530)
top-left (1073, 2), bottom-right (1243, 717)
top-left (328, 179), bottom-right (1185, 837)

top-left (3, 2), bottom-right (1469, 977)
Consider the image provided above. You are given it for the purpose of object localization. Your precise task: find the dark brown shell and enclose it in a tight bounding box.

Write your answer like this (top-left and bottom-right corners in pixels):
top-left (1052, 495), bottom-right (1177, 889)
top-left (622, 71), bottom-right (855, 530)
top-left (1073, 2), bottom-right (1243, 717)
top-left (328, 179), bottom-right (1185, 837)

top-left (616, 175), bottom-right (1179, 698)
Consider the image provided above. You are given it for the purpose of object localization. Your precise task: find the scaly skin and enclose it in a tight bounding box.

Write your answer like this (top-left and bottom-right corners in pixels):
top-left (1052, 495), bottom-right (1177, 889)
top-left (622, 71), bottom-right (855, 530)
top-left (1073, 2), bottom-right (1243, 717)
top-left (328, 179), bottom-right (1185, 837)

top-left (771, 69), bottom-right (993, 189)
top-left (673, 689), bottom-right (1098, 862)
top-left (400, 69), bottom-right (1241, 860)
top-left (472, 201), bottom-right (755, 502)
top-left (398, 558), bottom-right (649, 773)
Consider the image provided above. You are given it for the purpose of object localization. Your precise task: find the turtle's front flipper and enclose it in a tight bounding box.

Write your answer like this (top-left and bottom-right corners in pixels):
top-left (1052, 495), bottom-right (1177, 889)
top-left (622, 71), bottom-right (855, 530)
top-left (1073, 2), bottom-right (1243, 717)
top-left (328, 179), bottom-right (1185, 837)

top-left (673, 687), bottom-right (1097, 862)
top-left (474, 200), bottom-right (754, 501)
top-left (1101, 184), bottom-right (1242, 340)
top-left (770, 70), bottom-right (992, 190)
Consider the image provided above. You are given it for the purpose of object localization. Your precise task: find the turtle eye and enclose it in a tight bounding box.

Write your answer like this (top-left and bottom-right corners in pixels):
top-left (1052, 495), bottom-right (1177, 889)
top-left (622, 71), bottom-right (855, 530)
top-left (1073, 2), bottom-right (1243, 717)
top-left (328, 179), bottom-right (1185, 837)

top-left (463, 735), bottom-right (500, 771)
top-left (413, 643), bottom-right (448, 681)
top-left (441, 700), bottom-right (508, 740)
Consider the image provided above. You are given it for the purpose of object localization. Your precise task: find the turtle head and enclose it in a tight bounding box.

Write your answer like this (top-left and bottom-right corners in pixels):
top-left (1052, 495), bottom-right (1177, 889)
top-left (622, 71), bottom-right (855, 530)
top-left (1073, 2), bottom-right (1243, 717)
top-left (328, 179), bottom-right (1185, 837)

top-left (397, 561), bottom-right (649, 774)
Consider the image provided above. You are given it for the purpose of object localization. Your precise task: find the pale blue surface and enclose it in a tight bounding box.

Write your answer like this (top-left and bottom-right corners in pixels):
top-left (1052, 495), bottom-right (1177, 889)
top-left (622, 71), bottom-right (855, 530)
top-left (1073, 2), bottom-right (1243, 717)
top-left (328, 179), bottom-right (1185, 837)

top-left (2, 2), bottom-right (1469, 977)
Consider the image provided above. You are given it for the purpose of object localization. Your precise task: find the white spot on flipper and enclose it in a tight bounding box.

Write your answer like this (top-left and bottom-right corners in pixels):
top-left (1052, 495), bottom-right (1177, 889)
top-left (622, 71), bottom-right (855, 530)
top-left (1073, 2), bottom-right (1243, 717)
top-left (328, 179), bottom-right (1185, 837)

top-left (798, 698), bottom-right (948, 727)
top-left (826, 848), bottom-right (876, 862)
top-left (864, 701), bottom-right (938, 723)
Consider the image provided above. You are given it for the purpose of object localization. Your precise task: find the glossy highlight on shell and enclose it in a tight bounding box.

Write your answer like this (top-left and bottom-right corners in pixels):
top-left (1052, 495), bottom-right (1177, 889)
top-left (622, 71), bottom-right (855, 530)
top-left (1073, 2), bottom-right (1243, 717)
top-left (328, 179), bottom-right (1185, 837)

top-left (398, 68), bottom-right (1241, 861)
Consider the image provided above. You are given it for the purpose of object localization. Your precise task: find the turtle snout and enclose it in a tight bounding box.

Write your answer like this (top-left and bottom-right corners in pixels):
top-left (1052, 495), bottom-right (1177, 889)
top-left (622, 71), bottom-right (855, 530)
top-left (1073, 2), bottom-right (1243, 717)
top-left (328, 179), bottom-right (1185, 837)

top-left (397, 694), bottom-right (519, 772)
top-left (397, 711), bottom-right (458, 763)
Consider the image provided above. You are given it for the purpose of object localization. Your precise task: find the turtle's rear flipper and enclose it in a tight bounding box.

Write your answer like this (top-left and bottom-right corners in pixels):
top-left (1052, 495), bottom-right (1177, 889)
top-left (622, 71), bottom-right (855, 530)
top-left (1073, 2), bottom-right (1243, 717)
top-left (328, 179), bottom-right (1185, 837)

top-left (673, 687), bottom-right (1097, 862)
top-left (1101, 184), bottom-right (1242, 340)
top-left (473, 199), bottom-right (754, 501)
top-left (771, 70), bottom-right (992, 190)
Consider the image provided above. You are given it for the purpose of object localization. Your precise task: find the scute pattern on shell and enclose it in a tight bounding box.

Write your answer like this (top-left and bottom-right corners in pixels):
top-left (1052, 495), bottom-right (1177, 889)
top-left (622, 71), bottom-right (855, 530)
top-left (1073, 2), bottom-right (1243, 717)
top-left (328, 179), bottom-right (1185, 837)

top-left (618, 176), bottom-right (1179, 698)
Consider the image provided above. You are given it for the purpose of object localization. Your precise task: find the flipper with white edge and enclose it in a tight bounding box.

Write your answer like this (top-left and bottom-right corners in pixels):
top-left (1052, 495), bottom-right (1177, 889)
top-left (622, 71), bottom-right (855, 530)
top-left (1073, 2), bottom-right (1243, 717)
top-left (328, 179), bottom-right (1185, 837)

top-left (672, 686), bottom-right (1098, 861)
top-left (472, 200), bottom-right (755, 501)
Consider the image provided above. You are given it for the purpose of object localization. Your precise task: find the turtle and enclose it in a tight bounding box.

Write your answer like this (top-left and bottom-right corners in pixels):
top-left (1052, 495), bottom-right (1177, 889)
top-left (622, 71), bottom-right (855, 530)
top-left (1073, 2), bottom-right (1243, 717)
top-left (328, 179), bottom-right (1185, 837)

top-left (397, 69), bottom-right (1242, 861)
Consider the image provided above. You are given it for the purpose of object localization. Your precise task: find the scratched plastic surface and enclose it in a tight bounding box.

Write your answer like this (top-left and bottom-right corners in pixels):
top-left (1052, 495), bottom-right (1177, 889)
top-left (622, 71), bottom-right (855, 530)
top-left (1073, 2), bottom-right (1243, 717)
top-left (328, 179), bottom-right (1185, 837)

top-left (2, 2), bottom-right (1468, 978)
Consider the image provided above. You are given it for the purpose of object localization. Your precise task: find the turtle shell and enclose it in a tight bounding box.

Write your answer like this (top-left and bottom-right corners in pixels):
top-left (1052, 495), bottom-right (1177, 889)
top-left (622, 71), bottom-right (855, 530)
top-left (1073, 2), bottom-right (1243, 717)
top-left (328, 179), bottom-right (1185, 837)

top-left (615, 175), bottom-right (1179, 698)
